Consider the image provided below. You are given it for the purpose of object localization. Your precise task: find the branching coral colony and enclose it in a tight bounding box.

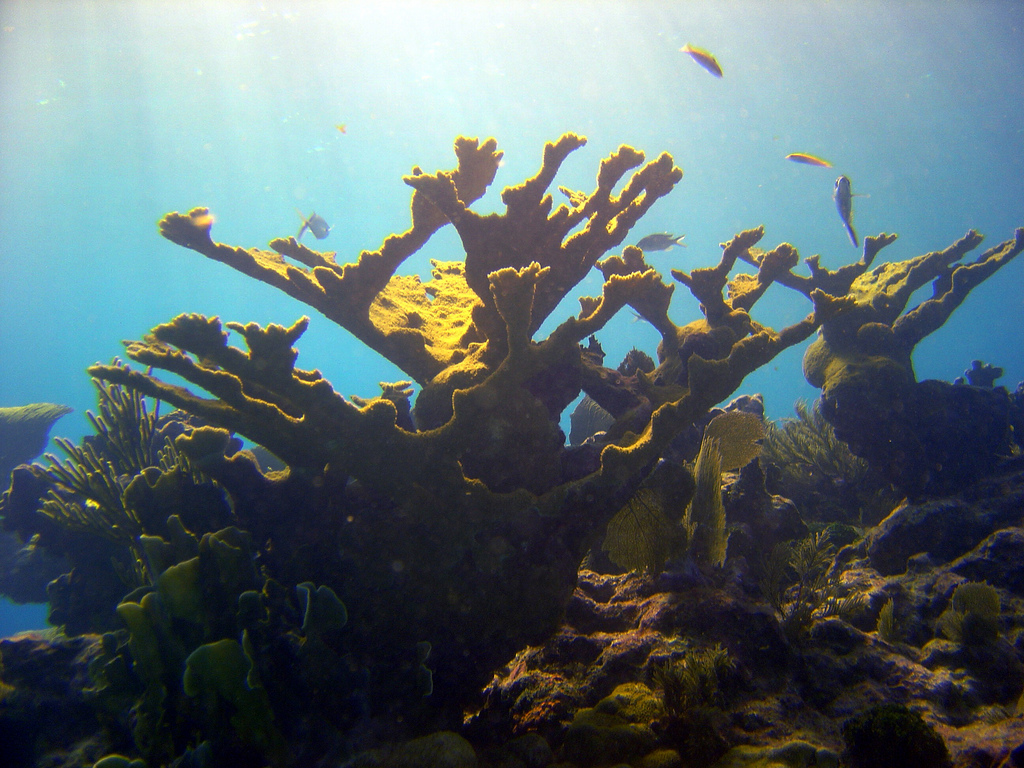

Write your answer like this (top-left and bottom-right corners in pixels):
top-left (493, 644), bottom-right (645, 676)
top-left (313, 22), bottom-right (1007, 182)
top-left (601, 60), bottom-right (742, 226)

top-left (87, 134), bottom-right (1021, 712)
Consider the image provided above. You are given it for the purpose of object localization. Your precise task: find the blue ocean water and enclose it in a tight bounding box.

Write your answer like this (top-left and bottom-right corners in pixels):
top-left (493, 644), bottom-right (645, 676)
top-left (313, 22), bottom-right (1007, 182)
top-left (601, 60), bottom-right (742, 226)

top-left (1, 1), bottom-right (1022, 635)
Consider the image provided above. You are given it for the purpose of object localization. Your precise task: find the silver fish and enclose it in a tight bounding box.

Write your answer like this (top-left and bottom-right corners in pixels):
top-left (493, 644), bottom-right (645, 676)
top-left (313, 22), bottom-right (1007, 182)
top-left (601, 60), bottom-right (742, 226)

top-left (296, 209), bottom-right (331, 241)
top-left (833, 176), bottom-right (858, 247)
top-left (635, 232), bottom-right (687, 251)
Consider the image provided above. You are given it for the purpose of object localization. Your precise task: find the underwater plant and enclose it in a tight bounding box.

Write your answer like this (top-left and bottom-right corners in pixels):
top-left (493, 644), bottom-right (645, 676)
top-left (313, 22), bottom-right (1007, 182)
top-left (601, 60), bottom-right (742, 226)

top-left (568, 395), bottom-right (615, 446)
top-left (83, 510), bottom-right (367, 767)
top-left (601, 409), bottom-right (761, 575)
top-left (703, 411), bottom-right (764, 471)
top-left (35, 379), bottom-right (161, 582)
top-left (0, 373), bottom-right (237, 633)
top-left (684, 433), bottom-right (727, 569)
top-left (875, 597), bottom-right (898, 643)
top-left (601, 487), bottom-right (677, 573)
top-left (936, 581), bottom-right (1002, 646)
top-left (762, 399), bottom-right (867, 487)
top-left (761, 399), bottom-right (895, 526)
top-left (0, 402), bottom-right (72, 483)
top-left (599, 453), bottom-right (694, 575)
top-left (0, 402), bottom-right (73, 603)
top-left (650, 644), bottom-right (735, 766)
top-left (760, 530), bottom-right (867, 641)
top-left (650, 643), bottom-right (735, 717)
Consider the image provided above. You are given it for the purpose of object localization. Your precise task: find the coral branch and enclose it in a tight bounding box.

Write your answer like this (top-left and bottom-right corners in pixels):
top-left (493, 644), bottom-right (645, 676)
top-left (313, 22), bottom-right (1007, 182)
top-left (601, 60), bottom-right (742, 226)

top-left (406, 135), bottom-right (683, 343)
top-left (894, 228), bottom-right (1024, 348)
top-left (736, 232), bottom-right (899, 300)
top-left (159, 137), bottom-right (504, 385)
top-left (802, 227), bottom-right (1024, 494)
top-left (672, 227), bottom-right (766, 322)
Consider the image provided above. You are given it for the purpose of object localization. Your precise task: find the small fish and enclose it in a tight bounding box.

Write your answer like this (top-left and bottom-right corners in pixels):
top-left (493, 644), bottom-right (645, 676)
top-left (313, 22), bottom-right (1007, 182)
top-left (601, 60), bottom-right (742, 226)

top-left (335, 124), bottom-right (346, 134)
top-left (833, 176), bottom-right (858, 247)
top-left (296, 209), bottom-right (331, 241)
top-left (786, 152), bottom-right (833, 168)
top-left (680, 44), bottom-right (723, 78)
top-left (635, 232), bottom-right (687, 251)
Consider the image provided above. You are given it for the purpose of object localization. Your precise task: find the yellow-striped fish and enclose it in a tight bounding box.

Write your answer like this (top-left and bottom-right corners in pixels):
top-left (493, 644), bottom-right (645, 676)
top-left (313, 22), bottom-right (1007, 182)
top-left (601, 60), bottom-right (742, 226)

top-left (680, 44), bottom-right (723, 78)
top-left (785, 152), bottom-right (833, 168)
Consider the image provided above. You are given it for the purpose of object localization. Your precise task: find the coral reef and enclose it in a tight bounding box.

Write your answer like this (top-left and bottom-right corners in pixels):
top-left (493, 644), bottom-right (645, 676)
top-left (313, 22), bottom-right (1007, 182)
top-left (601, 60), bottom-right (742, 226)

top-left (1, 376), bottom-right (236, 633)
top-left (955, 359), bottom-right (1004, 388)
top-left (85, 135), bottom-right (858, 716)
top-left (471, 460), bottom-right (1024, 766)
top-left (0, 631), bottom-right (109, 767)
top-left (797, 229), bottom-right (1024, 494)
top-left (569, 345), bottom-right (657, 446)
top-left (3, 134), bottom-right (1023, 767)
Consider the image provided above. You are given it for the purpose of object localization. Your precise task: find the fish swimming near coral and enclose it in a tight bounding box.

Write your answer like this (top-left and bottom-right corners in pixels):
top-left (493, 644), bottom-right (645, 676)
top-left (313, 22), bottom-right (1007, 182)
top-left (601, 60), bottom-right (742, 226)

top-left (833, 176), bottom-right (858, 247)
top-left (786, 152), bottom-right (832, 168)
top-left (296, 209), bottom-right (331, 241)
top-left (635, 232), bottom-right (687, 251)
top-left (680, 44), bottom-right (723, 78)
